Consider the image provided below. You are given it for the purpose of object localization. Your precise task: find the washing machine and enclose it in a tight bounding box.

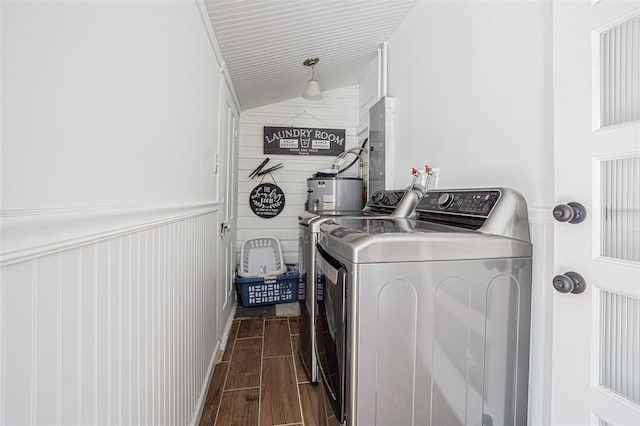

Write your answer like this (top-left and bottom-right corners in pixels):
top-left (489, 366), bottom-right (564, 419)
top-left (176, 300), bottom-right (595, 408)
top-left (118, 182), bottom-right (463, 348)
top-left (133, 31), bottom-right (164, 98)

top-left (298, 188), bottom-right (422, 384)
top-left (315, 188), bottom-right (533, 426)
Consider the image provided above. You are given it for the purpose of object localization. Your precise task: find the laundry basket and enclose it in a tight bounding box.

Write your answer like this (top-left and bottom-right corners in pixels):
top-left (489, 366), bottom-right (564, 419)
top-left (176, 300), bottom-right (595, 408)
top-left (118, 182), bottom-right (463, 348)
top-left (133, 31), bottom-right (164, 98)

top-left (238, 236), bottom-right (286, 278)
top-left (236, 264), bottom-right (299, 307)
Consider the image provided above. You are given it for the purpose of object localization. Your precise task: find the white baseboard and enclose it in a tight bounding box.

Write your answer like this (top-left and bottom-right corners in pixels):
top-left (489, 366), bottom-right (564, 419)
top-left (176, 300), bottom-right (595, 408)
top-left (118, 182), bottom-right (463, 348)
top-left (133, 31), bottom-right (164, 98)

top-left (218, 303), bottom-right (238, 362)
top-left (190, 302), bottom-right (237, 426)
top-left (191, 342), bottom-right (221, 426)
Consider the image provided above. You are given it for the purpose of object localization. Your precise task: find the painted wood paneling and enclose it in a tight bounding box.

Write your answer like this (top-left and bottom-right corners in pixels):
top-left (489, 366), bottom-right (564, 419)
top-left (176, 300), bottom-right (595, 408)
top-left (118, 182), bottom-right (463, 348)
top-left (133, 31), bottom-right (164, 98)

top-left (528, 208), bottom-right (555, 426)
top-left (203, 0), bottom-right (415, 109)
top-left (237, 87), bottom-right (359, 264)
top-left (0, 209), bottom-right (222, 425)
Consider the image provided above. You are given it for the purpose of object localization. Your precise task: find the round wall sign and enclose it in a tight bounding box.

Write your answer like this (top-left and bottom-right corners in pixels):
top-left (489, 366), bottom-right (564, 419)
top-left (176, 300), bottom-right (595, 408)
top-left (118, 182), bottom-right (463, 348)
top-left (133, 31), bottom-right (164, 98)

top-left (249, 183), bottom-right (286, 218)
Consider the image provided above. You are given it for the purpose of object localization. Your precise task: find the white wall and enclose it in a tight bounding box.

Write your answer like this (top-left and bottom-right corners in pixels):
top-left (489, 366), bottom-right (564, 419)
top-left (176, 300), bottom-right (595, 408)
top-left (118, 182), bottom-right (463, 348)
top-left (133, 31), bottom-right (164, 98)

top-left (237, 87), bottom-right (360, 264)
top-left (358, 59), bottom-right (379, 142)
top-left (386, 0), bottom-right (554, 208)
top-left (1, 0), bottom-right (220, 211)
top-left (356, 59), bottom-right (379, 191)
top-left (1, 1), bottom-right (236, 424)
top-left (380, 2), bottom-right (555, 424)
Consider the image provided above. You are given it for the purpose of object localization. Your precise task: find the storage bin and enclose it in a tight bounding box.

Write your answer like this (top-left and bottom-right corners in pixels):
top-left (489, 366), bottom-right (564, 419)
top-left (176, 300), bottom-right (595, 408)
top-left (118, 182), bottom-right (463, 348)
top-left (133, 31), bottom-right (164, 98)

top-left (236, 264), bottom-right (299, 307)
top-left (317, 275), bottom-right (325, 301)
top-left (298, 273), bottom-right (324, 302)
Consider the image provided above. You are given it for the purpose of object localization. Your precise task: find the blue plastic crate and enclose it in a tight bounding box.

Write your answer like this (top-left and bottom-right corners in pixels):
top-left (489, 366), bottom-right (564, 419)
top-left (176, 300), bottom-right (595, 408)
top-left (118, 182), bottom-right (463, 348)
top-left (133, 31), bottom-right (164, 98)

top-left (298, 272), bottom-right (306, 301)
top-left (298, 273), bottom-right (324, 302)
top-left (236, 264), bottom-right (299, 307)
top-left (317, 275), bottom-right (325, 301)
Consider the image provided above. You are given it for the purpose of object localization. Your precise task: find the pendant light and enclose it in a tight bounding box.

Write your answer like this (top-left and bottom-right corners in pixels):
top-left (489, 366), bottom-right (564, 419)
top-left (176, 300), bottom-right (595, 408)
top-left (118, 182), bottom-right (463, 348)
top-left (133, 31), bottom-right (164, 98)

top-left (302, 57), bottom-right (322, 100)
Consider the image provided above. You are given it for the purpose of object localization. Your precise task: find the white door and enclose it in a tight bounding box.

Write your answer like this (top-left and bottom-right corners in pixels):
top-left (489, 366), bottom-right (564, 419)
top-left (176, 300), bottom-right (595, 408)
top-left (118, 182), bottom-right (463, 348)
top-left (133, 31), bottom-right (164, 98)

top-left (218, 81), bottom-right (239, 333)
top-left (552, 0), bottom-right (640, 425)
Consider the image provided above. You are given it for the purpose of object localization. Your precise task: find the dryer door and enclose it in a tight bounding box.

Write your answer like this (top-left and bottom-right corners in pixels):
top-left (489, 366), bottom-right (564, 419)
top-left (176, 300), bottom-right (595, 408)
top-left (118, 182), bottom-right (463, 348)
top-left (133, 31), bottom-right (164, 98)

top-left (299, 226), bottom-right (318, 384)
top-left (315, 244), bottom-right (347, 424)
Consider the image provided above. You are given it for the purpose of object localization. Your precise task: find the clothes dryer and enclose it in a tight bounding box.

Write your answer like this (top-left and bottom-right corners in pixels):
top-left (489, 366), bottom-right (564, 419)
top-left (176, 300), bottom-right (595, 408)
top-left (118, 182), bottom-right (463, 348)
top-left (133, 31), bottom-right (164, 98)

top-left (298, 188), bottom-right (421, 384)
top-left (315, 188), bottom-right (532, 426)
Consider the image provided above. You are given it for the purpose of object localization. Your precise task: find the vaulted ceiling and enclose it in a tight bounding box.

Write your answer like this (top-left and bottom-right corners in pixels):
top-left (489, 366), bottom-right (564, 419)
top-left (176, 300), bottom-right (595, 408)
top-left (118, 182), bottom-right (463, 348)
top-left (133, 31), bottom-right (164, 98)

top-left (204, 0), bottom-right (416, 110)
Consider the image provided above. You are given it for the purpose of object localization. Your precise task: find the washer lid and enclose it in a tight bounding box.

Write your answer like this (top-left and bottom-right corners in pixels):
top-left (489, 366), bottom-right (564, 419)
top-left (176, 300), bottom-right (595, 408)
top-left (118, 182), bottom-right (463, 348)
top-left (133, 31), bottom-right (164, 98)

top-left (318, 218), bottom-right (532, 263)
top-left (298, 210), bottom-right (360, 227)
top-left (298, 211), bottom-right (398, 230)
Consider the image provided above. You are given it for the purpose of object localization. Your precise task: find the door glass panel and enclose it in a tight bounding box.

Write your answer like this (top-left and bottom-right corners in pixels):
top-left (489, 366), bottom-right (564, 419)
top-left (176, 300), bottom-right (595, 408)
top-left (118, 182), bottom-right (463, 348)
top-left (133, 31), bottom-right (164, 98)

top-left (599, 289), bottom-right (640, 405)
top-left (599, 14), bottom-right (640, 128)
top-left (600, 156), bottom-right (640, 262)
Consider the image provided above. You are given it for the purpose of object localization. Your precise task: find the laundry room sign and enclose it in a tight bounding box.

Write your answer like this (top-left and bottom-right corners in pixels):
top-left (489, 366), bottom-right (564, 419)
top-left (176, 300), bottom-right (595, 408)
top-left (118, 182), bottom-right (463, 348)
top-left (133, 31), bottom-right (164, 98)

top-left (249, 182), bottom-right (286, 218)
top-left (263, 126), bottom-right (345, 156)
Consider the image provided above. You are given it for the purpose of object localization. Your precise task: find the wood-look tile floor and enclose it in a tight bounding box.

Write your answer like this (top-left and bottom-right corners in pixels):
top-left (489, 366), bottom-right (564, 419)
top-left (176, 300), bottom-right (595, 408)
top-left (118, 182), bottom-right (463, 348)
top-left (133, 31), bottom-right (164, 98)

top-left (200, 316), bottom-right (319, 426)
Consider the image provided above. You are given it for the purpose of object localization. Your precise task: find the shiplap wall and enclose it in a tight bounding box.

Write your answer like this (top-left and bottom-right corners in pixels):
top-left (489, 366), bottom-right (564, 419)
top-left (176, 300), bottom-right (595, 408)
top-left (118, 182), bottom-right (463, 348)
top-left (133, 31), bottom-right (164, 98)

top-left (0, 207), bottom-right (223, 425)
top-left (237, 87), bottom-right (359, 264)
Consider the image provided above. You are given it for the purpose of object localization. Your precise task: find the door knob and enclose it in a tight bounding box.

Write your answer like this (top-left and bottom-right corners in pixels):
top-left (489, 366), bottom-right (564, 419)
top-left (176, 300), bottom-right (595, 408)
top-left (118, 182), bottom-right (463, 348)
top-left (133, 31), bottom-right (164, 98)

top-left (553, 202), bottom-right (587, 224)
top-left (552, 271), bottom-right (587, 294)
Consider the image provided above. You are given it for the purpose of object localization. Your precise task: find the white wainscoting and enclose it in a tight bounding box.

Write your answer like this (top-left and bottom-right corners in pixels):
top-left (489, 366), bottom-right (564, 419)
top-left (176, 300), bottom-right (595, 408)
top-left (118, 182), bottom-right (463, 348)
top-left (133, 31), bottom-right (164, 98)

top-left (528, 207), bottom-right (555, 425)
top-left (0, 204), bottom-right (226, 426)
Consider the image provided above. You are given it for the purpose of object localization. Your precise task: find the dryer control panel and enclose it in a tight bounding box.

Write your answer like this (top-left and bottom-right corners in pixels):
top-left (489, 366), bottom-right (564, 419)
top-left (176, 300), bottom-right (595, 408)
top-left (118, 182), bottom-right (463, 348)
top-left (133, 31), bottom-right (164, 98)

top-left (417, 190), bottom-right (501, 217)
top-left (415, 190), bottom-right (502, 231)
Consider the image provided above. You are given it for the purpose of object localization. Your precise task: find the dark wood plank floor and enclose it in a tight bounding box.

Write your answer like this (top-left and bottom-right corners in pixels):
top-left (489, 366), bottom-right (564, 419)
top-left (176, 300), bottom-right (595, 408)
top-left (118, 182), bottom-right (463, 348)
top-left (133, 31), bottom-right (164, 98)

top-left (200, 316), bottom-right (319, 426)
